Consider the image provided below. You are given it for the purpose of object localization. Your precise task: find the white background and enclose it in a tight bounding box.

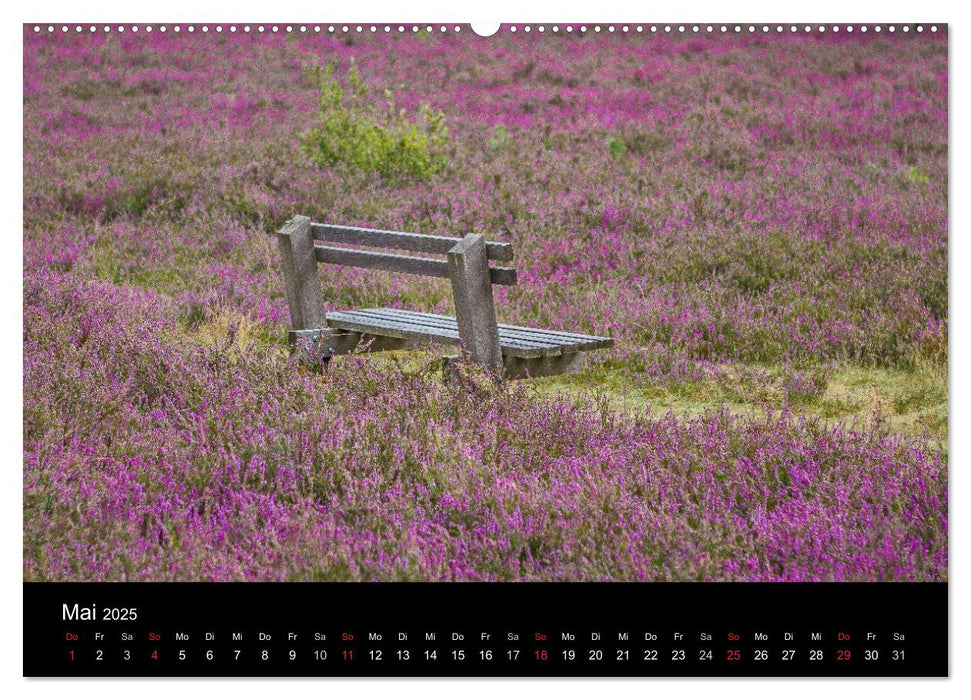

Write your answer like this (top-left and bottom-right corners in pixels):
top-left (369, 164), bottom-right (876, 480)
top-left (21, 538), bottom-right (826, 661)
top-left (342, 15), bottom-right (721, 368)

top-left (1, 0), bottom-right (965, 698)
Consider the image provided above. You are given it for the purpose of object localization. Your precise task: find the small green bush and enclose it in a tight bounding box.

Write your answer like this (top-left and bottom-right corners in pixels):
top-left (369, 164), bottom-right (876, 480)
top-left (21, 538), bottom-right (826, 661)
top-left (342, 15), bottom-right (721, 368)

top-left (488, 124), bottom-right (511, 151)
top-left (607, 135), bottom-right (627, 159)
top-left (302, 62), bottom-right (448, 181)
top-left (908, 166), bottom-right (930, 184)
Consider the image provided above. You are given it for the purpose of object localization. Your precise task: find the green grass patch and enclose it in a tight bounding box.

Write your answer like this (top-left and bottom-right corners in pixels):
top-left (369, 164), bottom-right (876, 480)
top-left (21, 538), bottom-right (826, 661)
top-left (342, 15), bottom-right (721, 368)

top-left (279, 346), bottom-right (947, 446)
top-left (531, 360), bottom-right (947, 444)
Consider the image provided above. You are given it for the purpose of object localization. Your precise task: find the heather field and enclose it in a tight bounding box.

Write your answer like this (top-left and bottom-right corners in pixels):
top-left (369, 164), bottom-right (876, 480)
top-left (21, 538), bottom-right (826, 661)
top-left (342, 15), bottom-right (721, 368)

top-left (23, 27), bottom-right (948, 581)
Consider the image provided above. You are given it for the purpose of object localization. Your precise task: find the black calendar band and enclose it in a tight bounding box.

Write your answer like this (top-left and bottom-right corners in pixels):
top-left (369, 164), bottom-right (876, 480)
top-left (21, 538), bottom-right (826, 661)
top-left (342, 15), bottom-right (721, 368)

top-left (24, 581), bottom-right (947, 677)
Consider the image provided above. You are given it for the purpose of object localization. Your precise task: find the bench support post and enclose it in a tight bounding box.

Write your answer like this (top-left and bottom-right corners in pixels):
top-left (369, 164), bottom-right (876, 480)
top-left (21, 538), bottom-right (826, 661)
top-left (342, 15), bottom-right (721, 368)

top-left (276, 215), bottom-right (325, 333)
top-left (447, 234), bottom-right (503, 373)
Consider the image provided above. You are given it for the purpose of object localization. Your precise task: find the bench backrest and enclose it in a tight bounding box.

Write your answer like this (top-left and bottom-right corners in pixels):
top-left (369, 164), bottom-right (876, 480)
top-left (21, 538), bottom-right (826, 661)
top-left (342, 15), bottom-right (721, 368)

top-left (276, 215), bottom-right (515, 371)
top-left (310, 222), bottom-right (518, 285)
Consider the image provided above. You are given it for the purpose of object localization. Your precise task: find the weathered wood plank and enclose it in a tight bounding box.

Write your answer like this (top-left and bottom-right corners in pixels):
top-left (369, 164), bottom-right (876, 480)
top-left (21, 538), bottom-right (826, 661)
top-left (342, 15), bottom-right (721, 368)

top-left (327, 308), bottom-right (609, 355)
top-left (311, 223), bottom-right (514, 262)
top-left (338, 312), bottom-right (563, 355)
top-left (448, 234), bottom-right (503, 371)
top-left (315, 245), bottom-right (447, 278)
top-left (326, 311), bottom-right (557, 358)
top-left (359, 307), bottom-right (602, 341)
top-left (500, 321), bottom-right (612, 347)
top-left (341, 309), bottom-right (567, 351)
top-left (314, 245), bottom-right (517, 286)
top-left (276, 215), bottom-right (325, 330)
top-left (327, 312), bottom-right (462, 347)
top-left (363, 308), bottom-right (613, 349)
top-left (491, 266), bottom-right (517, 286)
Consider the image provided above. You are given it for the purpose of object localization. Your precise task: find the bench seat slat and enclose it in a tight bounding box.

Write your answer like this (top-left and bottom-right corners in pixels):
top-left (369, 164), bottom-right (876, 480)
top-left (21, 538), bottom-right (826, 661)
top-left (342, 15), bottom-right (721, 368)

top-left (337, 309), bottom-right (566, 353)
top-left (327, 312), bottom-right (553, 358)
top-left (312, 223), bottom-right (514, 262)
top-left (372, 308), bottom-right (614, 348)
top-left (328, 311), bottom-right (560, 357)
top-left (347, 308), bottom-right (610, 352)
top-left (326, 308), bottom-right (613, 358)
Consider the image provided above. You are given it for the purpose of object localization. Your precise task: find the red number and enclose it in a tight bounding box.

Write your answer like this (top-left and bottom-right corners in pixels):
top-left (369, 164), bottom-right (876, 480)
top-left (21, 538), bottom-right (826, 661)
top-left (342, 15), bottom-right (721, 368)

top-left (535, 649), bottom-right (548, 661)
top-left (727, 649), bottom-right (740, 661)
top-left (837, 650), bottom-right (851, 662)
top-left (342, 649), bottom-right (353, 661)
top-left (150, 649), bottom-right (158, 661)
top-left (68, 650), bottom-right (74, 661)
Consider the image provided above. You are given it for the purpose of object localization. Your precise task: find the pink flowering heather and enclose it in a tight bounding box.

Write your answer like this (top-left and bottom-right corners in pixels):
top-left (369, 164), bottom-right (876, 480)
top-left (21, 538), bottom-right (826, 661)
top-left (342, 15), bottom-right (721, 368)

top-left (23, 26), bottom-right (947, 581)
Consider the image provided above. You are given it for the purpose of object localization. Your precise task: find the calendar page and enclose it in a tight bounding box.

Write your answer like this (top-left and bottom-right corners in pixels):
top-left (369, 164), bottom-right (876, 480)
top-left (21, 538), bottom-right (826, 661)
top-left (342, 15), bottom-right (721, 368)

top-left (21, 13), bottom-right (949, 679)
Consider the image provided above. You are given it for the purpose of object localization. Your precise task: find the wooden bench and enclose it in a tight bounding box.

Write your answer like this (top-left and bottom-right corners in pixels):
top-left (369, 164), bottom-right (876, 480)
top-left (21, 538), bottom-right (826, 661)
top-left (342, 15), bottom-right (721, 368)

top-left (276, 215), bottom-right (613, 379)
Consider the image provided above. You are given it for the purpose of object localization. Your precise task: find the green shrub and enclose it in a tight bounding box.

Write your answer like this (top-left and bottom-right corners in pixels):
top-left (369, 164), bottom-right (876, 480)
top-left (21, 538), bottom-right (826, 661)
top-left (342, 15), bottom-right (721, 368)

top-left (607, 135), bottom-right (627, 159)
top-left (907, 166), bottom-right (930, 184)
top-left (301, 62), bottom-right (448, 181)
top-left (488, 124), bottom-right (511, 151)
